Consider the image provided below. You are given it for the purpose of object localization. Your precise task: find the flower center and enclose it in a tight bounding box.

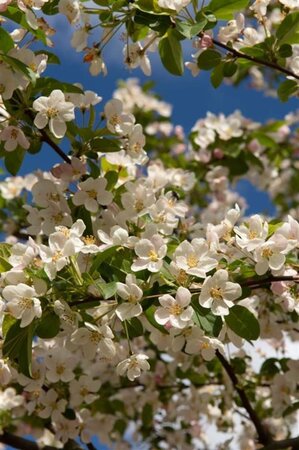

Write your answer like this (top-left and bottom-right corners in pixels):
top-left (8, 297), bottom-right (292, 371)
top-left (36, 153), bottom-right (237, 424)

top-left (20, 297), bottom-right (33, 310)
top-left (169, 304), bottom-right (183, 316)
top-left (187, 253), bottom-right (198, 268)
top-left (88, 189), bottom-right (97, 199)
top-left (261, 248), bottom-right (273, 258)
top-left (210, 287), bottom-right (223, 300)
top-left (47, 107), bottom-right (59, 118)
top-left (148, 249), bottom-right (158, 262)
top-left (56, 364), bottom-right (65, 375)
top-left (83, 235), bottom-right (96, 245)
top-left (249, 230), bottom-right (258, 239)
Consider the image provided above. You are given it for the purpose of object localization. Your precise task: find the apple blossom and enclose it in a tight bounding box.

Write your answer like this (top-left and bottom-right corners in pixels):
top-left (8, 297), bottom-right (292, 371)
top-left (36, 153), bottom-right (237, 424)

top-left (33, 90), bottom-right (75, 138)
top-left (198, 270), bottom-right (242, 316)
top-left (2, 283), bottom-right (42, 327)
top-left (116, 353), bottom-right (150, 381)
top-left (155, 287), bottom-right (194, 329)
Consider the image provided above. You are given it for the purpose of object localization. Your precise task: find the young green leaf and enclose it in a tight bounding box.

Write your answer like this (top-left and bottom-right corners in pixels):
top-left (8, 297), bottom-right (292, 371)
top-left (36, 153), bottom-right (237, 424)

top-left (225, 305), bottom-right (260, 341)
top-left (197, 49), bottom-right (222, 70)
top-left (159, 30), bottom-right (184, 76)
top-left (207, 0), bottom-right (250, 20)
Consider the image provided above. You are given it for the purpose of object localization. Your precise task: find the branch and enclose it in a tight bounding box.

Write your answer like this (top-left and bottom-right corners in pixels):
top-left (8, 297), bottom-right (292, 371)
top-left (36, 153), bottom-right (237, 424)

top-left (40, 129), bottom-right (71, 164)
top-left (0, 432), bottom-right (58, 450)
top-left (242, 275), bottom-right (299, 289)
top-left (25, 108), bottom-right (71, 164)
top-left (0, 432), bottom-right (86, 450)
top-left (260, 435), bottom-right (299, 450)
top-left (216, 351), bottom-right (273, 446)
top-left (199, 33), bottom-right (299, 81)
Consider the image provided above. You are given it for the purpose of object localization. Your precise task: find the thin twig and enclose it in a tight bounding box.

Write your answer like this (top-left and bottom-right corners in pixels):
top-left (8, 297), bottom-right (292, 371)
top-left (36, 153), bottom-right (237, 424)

top-left (199, 33), bottom-right (299, 81)
top-left (216, 350), bottom-right (273, 446)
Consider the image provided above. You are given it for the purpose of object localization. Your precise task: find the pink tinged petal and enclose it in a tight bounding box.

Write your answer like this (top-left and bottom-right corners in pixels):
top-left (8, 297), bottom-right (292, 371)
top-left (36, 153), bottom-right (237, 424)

top-left (135, 239), bottom-right (153, 258)
top-left (85, 198), bottom-right (98, 213)
top-left (255, 260), bottom-right (268, 276)
top-left (176, 287), bottom-right (191, 307)
top-left (116, 284), bottom-right (130, 299)
top-left (155, 307), bottom-right (171, 325)
top-left (180, 307), bottom-right (194, 321)
top-left (159, 294), bottom-right (175, 308)
top-left (211, 301), bottom-right (230, 316)
top-left (49, 119), bottom-right (67, 139)
top-left (224, 282), bottom-right (242, 301)
top-left (147, 260), bottom-right (162, 272)
top-left (97, 190), bottom-right (113, 206)
top-left (269, 253), bottom-right (285, 271)
top-left (131, 259), bottom-right (149, 272)
top-left (4, 139), bottom-right (17, 152)
top-left (34, 113), bottom-right (48, 129)
top-left (198, 296), bottom-right (213, 309)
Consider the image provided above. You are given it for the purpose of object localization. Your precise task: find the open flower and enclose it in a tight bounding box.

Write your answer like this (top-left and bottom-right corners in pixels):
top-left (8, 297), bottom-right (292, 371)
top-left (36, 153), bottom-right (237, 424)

top-left (72, 177), bottom-right (113, 213)
top-left (131, 234), bottom-right (167, 273)
top-left (116, 274), bottom-right (143, 321)
top-left (155, 287), bottom-right (193, 329)
top-left (116, 353), bottom-right (150, 381)
top-left (33, 89), bottom-right (75, 138)
top-left (2, 283), bottom-right (42, 327)
top-left (198, 270), bottom-right (241, 316)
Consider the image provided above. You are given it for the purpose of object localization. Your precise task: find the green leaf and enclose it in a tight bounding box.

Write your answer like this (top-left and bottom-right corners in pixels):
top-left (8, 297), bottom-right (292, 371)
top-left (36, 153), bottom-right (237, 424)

top-left (175, 19), bottom-right (207, 39)
top-left (125, 317), bottom-right (144, 338)
top-left (191, 299), bottom-right (222, 337)
top-left (197, 49), bottom-right (222, 70)
top-left (260, 358), bottom-right (280, 377)
top-left (1, 6), bottom-right (47, 44)
top-left (89, 137), bottom-right (121, 152)
top-left (97, 281), bottom-right (117, 299)
top-left (277, 79), bottom-right (298, 102)
top-left (36, 312), bottom-right (60, 339)
top-left (225, 305), bottom-right (260, 341)
top-left (144, 304), bottom-right (168, 334)
top-left (3, 319), bottom-right (36, 377)
top-left (4, 148), bottom-right (26, 176)
top-left (207, 0), bottom-right (250, 19)
top-left (278, 44), bottom-right (293, 58)
top-left (142, 403), bottom-right (153, 428)
top-left (89, 246), bottom-right (118, 275)
top-left (0, 256), bottom-right (12, 273)
top-left (35, 50), bottom-right (61, 64)
top-left (105, 171), bottom-right (119, 190)
top-left (0, 28), bottom-right (15, 53)
top-left (34, 77), bottom-right (84, 95)
top-left (283, 401), bottom-right (299, 417)
top-left (1, 55), bottom-right (36, 84)
top-left (223, 61), bottom-right (238, 77)
top-left (210, 62), bottom-right (224, 88)
top-left (159, 30), bottom-right (184, 76)
top-left (135, 0), bottom-right (170, 14)
top-left (276, 12), bottom-right (299, 45)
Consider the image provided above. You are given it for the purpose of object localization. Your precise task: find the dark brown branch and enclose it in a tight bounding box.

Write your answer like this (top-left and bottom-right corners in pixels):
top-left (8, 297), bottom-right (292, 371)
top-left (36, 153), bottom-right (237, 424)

top-left (0, 432), bottom-right (86, 450)
top-left (260, 435), bottom-right (299, 450)
top-left (216, 351), bottom-right (273, 446)
top-left (199, 33), bottom-right (299, 81)
top-left (0, 432), bottom-right (58, 450)
top-left (25, 108), bottom-right (71, 164)
top-left (242, 275), bottom-right (299, 288)
top-left (40, 129), bottom-right (71, 164)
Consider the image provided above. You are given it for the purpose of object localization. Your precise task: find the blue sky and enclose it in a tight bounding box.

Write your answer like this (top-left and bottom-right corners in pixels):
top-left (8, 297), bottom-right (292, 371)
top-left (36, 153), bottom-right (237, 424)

top-left (19, 19), bottom-right (297, 215)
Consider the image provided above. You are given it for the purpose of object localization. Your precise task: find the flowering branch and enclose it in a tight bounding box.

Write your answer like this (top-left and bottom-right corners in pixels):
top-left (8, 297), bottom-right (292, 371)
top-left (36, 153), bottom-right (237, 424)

top-left (216, 350), bottom-right (273, 446)
top-left (199, 33), bottom-right (299, 81)
top-left (40, 128), bottom-right (72, 164)
top-left (0, 432), bottom-right (59, 450)
top-left (260, 435), bottom-right (299, 450)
